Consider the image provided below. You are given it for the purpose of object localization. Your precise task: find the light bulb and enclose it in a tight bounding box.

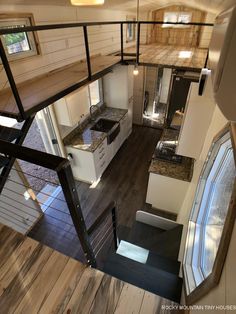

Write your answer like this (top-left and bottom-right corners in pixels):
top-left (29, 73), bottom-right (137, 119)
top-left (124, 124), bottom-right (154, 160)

top-left (71, 0), bottom-right (104, 5)
top-left (133, 65), bottom-right (139, 76)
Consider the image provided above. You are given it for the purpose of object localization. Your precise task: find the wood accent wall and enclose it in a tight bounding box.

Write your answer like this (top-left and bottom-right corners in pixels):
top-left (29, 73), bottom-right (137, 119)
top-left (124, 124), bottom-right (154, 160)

top-left (149, 6), bottom-right (207, 47)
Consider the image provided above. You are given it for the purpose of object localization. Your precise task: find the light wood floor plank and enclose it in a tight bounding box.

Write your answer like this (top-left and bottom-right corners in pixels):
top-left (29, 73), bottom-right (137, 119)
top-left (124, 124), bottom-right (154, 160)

top-left (0, 237), bottom-right (39, 293)
top-left (39, 258), bottom-right (86, 314)
top-left (15, 250), bottom-right (69, 314)
top-left (114, 283), bottom-right (145, 314)
top-left (0, 244), bottom-right (53, 313)
top-left (65, 267), bottom-right (104, 314)
top-left (89, 274), bottom-right (124, 314)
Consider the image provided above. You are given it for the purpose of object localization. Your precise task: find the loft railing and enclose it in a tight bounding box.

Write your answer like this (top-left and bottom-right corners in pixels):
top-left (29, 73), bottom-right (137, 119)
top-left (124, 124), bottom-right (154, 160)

top-left (0, 138), bottom-right (119, 267)
top-left (0, 20), bottom-right (213, 121)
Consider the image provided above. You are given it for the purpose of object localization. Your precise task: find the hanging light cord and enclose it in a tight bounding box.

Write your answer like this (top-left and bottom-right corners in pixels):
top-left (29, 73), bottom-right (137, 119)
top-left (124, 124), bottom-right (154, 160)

top-left (136, 0), bottom-right (140, 66)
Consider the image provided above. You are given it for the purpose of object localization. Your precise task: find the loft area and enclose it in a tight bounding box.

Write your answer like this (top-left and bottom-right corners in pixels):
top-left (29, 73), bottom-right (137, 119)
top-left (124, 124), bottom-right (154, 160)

top-left (0, 16), bottom-right (213, 121)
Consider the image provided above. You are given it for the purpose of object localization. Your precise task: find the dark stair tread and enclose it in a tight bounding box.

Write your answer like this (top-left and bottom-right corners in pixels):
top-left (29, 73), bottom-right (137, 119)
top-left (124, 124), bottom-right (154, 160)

top-left (0, 156), bottom-right (9, 169)
top-left (103, 253), bottom-right (182, 303)
top-left (147, 251), bottom-right (181, 275)
top-left (127, 221), bottom-right (183, 260)
top-left (142, 203), bottom-right (177, 221)
top-left (0, 125), bottom-right (22, 142)
top-left (117, 225), bottom-right (131, 241)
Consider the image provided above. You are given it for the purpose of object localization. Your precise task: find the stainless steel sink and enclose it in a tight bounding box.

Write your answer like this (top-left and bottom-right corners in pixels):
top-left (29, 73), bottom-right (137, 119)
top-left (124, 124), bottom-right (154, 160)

top-left (90, 118), bottom-right (120, 145)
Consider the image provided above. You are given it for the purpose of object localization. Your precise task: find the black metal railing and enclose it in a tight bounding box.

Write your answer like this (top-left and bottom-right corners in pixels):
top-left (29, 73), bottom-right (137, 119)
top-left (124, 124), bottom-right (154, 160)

top-left (0, 20), bottom-right (214, 121)
top-left (0, 138), bottom-right (98, 267)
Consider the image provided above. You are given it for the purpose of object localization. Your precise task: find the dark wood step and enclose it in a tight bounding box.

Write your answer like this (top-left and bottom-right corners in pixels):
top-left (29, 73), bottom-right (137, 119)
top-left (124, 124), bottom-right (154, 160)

top-left (0, 125), bottom-right (22, 142)
top-left (103, 252), bottom-right (182, 303)
top-left (127, 221), bottom-right (183, 260)
top-left (147, 251), bottom-right (181, 275)
top-left (142, 203), bottom-right (177, 221)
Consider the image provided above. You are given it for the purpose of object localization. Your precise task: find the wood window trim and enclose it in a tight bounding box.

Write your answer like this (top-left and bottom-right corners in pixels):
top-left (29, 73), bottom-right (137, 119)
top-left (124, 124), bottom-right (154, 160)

top-left (183, 122), bottom-right (236, 305)
top-left (0, 12), bottom-right (41, 61)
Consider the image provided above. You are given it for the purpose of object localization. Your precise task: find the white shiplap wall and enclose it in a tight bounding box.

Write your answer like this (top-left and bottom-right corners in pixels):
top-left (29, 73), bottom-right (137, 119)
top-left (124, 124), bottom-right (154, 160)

top-left (0, 5), bottom-right (148, 90)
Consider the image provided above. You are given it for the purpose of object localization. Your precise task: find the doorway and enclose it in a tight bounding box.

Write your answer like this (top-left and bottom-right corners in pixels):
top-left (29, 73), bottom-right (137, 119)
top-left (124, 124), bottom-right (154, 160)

top-left (143, 67), bottom-right (172, 129)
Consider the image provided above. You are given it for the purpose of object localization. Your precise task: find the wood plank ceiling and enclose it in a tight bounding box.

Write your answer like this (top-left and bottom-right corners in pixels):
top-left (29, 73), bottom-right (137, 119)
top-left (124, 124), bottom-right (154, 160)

top-left (0, 0), bottom-right (235, 15)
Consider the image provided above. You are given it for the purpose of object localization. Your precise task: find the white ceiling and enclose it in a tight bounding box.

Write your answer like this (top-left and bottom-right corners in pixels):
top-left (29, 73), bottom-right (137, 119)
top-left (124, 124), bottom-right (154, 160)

top-left (0, 0), bottom-right (235, 14)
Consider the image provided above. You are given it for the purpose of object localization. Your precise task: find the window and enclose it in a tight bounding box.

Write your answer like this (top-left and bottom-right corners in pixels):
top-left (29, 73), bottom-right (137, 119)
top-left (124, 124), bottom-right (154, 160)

top-left (183, 126), bottom-right (236, 303)
top-left (88, 79), bottom-right (103, 107)
top-left (0, 14), bottom-right (39, 61)
top-left (162, 12), bottom-right (192, 28)
top-left (126, 16), bottom-right (136, 42)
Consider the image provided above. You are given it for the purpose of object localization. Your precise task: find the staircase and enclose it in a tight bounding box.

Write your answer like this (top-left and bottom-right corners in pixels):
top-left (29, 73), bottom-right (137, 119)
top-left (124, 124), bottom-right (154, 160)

top-left (103, 213), bottom-right (183, 303)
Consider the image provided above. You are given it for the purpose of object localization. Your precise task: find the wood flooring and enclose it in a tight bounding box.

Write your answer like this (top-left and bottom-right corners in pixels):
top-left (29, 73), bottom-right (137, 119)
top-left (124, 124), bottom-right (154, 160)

top-left (0, 223), bottom-right (181, 314)
top-left (29, 126), bottom-right (163, 264)
top-left (124, 44), bottom-right (208, 69)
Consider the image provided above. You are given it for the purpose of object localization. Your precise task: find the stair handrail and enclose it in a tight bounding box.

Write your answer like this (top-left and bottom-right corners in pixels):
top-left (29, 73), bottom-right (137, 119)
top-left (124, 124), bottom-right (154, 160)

top-left (0, 138), bottom-right (97, 267)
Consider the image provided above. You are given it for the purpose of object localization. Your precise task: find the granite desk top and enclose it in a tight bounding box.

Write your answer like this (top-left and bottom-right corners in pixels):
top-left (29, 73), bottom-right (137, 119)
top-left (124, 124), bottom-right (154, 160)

top-left (149, 129), bottom-right (194, 182)
top-left (63, 107), bottom-right (128, 152)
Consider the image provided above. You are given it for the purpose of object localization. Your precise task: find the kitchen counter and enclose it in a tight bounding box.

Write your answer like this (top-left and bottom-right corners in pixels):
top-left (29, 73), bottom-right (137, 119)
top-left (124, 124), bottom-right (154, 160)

top-left (63, 107), bottom-right (128, 152)
top-left (149, 129), bottom-right (194, 182)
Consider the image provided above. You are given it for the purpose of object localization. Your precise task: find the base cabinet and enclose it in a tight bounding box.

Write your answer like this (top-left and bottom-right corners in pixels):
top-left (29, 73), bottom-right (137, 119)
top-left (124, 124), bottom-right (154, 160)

top-left (66, 113), bottom-right (131, 183)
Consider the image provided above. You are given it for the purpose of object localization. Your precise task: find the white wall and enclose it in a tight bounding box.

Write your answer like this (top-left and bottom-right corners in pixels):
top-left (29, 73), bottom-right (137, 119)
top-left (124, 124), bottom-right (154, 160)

top-left (0, 4), bottom-right (148, 90)
top-left (177, 105), bottom-right (236, 313)
top-left (0, 165), bottom-right (42, 234)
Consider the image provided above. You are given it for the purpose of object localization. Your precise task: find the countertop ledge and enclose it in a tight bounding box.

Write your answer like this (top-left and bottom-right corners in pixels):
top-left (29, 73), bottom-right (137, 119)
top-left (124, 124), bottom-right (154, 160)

top-left (63, 107), bottom-right (128, 152)
top-left (149, 129), bottom-right (194, 182)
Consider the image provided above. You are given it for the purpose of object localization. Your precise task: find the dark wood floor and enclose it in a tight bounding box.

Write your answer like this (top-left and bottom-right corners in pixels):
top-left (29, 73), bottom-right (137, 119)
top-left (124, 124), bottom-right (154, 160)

top-left (29, 126), bottom-right (162, 264)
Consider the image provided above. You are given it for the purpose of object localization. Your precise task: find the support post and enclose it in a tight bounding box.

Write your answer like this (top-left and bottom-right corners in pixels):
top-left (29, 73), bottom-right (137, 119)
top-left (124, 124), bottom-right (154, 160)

top-left (120, 23), bottom-right (124, 63)
top-left (112, 206), bottom-right (118, 250)
top-left (136, 22), bottom-right (141, 65)
top-left (57, 163), bottom-right (97, 267)
top-left (0, 38), bottom-right (26, 120)
top-left (83, 26), bottom-right (92, 80)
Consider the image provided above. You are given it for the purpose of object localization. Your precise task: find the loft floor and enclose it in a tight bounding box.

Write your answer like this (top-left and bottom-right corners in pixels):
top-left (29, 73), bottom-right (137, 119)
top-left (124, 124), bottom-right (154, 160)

top-left (0, 55), bottom-right (120, 120)
top-left (124, 44), bottom-right (208, 69)
top-left (29, 126), bottom-right (162, 263)
top-left (0, 223), bottom-right (180, 313)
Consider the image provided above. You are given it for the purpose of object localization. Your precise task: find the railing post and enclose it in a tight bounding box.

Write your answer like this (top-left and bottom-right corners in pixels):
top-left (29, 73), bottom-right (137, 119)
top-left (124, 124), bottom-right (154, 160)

top-left (57, 163), bottom-right (96, 267)
top-left (136, 22), bottom-right (141, 65)
top-left (120, 23), bottom-right (124, 63)
top-left (112, 206), bottom-right (119, 250)
top-left (83, 26), bottom-right (92, 80)
top-left (0, 38), bottom-right (26, 121)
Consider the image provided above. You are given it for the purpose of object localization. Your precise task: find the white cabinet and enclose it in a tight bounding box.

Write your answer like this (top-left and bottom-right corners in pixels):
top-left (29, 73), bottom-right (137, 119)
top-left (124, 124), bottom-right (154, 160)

top-left (54, 87), bottom-right (90, 127)
top-left (176, 79), bottom-right (215, 159)
top-left (66, 112), bottom-right (132, 183)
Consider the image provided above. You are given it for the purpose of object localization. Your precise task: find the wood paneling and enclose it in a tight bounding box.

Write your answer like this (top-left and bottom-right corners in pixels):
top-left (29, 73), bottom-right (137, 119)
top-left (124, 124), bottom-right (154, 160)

top-left (150, 6), bottom-right (207, 47)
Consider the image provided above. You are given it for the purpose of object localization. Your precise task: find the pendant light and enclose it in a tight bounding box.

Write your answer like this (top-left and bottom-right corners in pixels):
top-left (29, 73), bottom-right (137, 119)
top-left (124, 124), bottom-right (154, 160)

top-left (71, 0), bottom-right (104, 5)
top-left (133, 0), bottom-right (140, 76)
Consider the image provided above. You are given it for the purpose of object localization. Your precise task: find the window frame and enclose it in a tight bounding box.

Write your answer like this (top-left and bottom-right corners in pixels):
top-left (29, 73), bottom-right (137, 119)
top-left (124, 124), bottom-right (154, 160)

top-left (0, 13), bottom-right (40, 62)
top-left (88, 79), bottom-right (103, 107)
top-left (183, 123), bottom-right (236, 305)
top-left (126, 16), bottom-right (136, 43)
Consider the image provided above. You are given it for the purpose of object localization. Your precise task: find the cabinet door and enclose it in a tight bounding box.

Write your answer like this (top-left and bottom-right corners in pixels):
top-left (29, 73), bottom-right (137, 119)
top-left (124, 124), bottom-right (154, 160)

top-left (54, 87), bottom-right (90, 127)
top-left (66, 146), bottom-right (97, 183)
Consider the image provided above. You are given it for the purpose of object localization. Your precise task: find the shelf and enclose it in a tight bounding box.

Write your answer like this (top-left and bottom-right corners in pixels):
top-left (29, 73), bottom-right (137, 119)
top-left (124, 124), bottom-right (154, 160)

top-left (0, 55), bottom-right (120, 120)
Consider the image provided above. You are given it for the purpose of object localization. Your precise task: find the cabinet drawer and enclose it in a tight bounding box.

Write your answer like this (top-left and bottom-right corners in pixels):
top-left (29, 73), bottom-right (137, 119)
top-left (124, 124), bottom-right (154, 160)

top-left (93, 139), bottom-right (107, 163)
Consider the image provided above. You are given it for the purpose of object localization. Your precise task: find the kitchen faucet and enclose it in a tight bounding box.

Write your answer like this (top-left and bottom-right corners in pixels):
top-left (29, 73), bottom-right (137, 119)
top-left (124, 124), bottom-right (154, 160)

top-left (90, 104), bottom-right (100, 121)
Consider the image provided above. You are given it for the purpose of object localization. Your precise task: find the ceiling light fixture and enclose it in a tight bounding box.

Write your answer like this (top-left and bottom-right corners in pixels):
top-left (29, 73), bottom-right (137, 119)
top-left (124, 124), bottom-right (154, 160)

top-left (70, 0), bottom-right (104, 6)
top-left (133, 0), bottom-right (140, 76)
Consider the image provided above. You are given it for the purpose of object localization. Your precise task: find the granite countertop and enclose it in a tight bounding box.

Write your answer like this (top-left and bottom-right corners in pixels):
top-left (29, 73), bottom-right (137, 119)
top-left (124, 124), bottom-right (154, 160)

top-left (63, 107), bottom-right (128, 152)
top-left (149, 129), bottom-right (194, 182)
